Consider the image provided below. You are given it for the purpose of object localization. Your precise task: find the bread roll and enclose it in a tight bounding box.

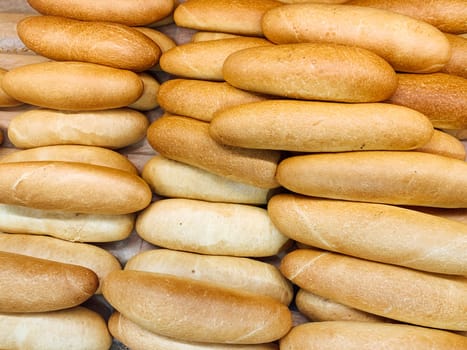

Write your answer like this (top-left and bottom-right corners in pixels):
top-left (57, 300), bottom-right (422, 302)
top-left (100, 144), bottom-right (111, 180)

top-left (223, 43), bottom-right (397, 102)
top-left (27, 0), bottom-right (174, 26)
top-left (160, 37), bottom-right (273, 81)
top-left (0, 306), bottom-right (112, 350)
top-left (102, 270), bottom-right (292, 344)
top-left (147, 114), bottom-right (281, 189)
top-left (7, 107), bottom-right (148, 149)
top-left (210, 100), bottom-right (433, 152)
top-left (416, 129), bottom-right (466, 160)
top-left (0, 52), bottom-right (50, 70)
top-left (0, 68), bottom-right (22, 107)
top-left (276, 151), bottom-right (467, 208)
top-left (0, 12), bottom-right (36, 54)
top-left (125, 248), bottom-right (293, 305)
top-left (191, 31), bottom-right (242, 42)
top-left (127, 72), bottom-right (160, 111)
top-left (142, 155), bottom-right (274, 204)
top-left (109, 312), bottom-right (279, 350)
top-left (0, 251), bottom-right (98, 312)
top-left (134, 27), bottom-right (177, 53)
top-left (280, 321), bottom-right (467, 349)
top-left (268, 193), bottom-right (467, 275)
top-left (0, 161), bottom-right (152, 214)
top-left (441, 33), bottom-right (467, 78)
top-left (386, 73), bottom-right (467, 129)
top-left (2, 61), bottom-right (143, 110)
top-left (157, 79), bottom-right (267, 122)
top-left (17, 15), bottom-right (161, 71)
top-left (136, 198), bottom-right (290, 257)
top-left (262, 3), bottom-right (451, 73)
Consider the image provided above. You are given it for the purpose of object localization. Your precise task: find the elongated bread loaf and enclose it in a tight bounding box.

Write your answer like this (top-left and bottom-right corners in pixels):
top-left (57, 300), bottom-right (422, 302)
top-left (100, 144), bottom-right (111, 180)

top-left (223, 43), bottom-right (397, 102)
top-left (262, 3), bottom-right (451, 73)
top-left (0, 251), bottom-right (98, 312)
top-left (416, 129), bottom-right (466, 160)
top-left (2, 61), bottom-right (143, 110)
top-left (136, 198), bottom-right (290, 257)
top-left (0, 306), bottom-right (112, 350)
top-left (280, 321), bottom-right (467, 350)
top-left (102, 270), bottom-right (292, 344)
top-left (280, 249), bottom-right (467, 330)
top-left (0, 12), bottom-right (36, 54)
top-left (210, 100), bottom-right (433, 152)
top-left (441, 33), bottom-right (467, 78)
top-left (147, 114), bottom-right (281, 189)
top-left (0, 68), bottom-right (22, 107)
top-left (276, 151), bottom-right (467, 208)
top-left (127, 72), bottom-right (160, 111)
top-left (125, 248), bottom-right (293, 305)
top-left (134, 27), bottom-right (176, 53)
top-left (0, 161), bottom-right (152, 214)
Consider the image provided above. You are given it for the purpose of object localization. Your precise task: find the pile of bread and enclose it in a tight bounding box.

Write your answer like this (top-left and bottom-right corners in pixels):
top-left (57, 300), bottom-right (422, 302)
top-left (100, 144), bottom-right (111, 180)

top-left (0, 0), bottom-right (466, 349)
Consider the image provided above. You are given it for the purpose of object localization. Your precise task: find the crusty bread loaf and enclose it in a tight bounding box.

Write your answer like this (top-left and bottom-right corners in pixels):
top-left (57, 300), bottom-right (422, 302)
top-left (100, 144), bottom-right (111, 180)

top-left (109, 311), bottom-right (279, 350)
top-left (223, 43), bottom-right (397, 102)
top-left (280, 321), bottom-right (467, 349)
top-left (268, 193), bottom-right (467, 275)
top-left (262, 3), bottom-right (451, 73)
top-left (102, 270), bottom-right (292, 344)
top-left (0, 12), bottom-right (36, 54)
top-left (160, 37), bottom-right (273, 81)
top-left (127, 72), bottom-right (160, 111)
top-left (415, 129), bottom-right (466, 160)
top-left (142, 155), bottom-right (274, 204)
top-left (2, 61), bottom-right (143, 110)
top-left (27, 0), bottom-right (174, 26)
top-left (0, 161), bottom-right (152, 214)
top-left (0, 68), bottom-right (22, 107)
top-left (276, 151), bottom-right (467, 208)
top-left (134, 27), bottom-right (177, 53)
top-left (157, 79), bottom-right (267, 122)
top-left (147, 114), bottom-right (281, 189)
top-left (125, 248), bottom-right (293, 305)
top-left (386, 73), bottom-right (467, 129)
top-left (0, 52), bottom-right (50, 70)
top-left (280, 248), bottom-right (467, 331)
top-left (0, 251), bottom-right (98, 312)
top-left (441, 33), bottom-right (467, 78)
top-left (210, 100), bottom-right (433, 152)
top-left (136, 198), bottom-right (290, 257)
top-left (0, 306), bottom-right (112, 350)
top-left (7, 107), bottom-right (148, 149)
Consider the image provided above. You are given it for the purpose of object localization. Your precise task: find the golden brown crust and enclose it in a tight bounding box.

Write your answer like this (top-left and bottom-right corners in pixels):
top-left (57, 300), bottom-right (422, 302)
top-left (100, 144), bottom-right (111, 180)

top-left (441, 33), bottom-right (467, 78)
top-left (416, 129), bottom-right (466, 160)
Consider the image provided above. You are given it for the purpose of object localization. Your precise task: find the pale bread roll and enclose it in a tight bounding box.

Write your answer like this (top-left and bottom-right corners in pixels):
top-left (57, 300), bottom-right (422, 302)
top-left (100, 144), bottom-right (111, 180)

top-left (210, 100), bottom-right (433, 152)
top-left (136, 198), bottom-right (290, 257)
top-left (0, 68), bottom-right (22, 107)
top-left (0, 12), bottom-right (36, 54)
top-left (262, 3), bottom-right (451, 73)
top-left (128, 72), bottom-right (160, 111)
top-left (142, 155), bottom-right (274, 204)
top-left (0, 232), bottom-right (121, 293)
top-left (174, 0), bottom-right (282, 36)
top-left (147, 114), bottom-right (281, 189)
top-left (160, 37), bottom-right (273, 81)
top-left (268, 194), bottom-right (467, 275)
top-left (386, 73), bottom-right (467, 129)
top-left (27, 0), bottom-right (174, 26)
top-left (102, 270), bottom-right (292, 344)
top-left (276, 151), bottom-right (467, 208)
top-left (0, 52), bottom-right (50, 70)
top-left (7, 108), bottom-right (148, 149)
top-left (0, 161), bottom-right (152, 214)
top-left (157, 79), bottom-right (267, 122)
top-left (223, 43), bottom-right (397, 102)
top-left (2, 61), bottom-right (143, 110)
top-left (441, 33), bottom-right (467, 78)
top-left (192, 32), bottom-right (242, 42)
top-left (0, 306), bottom-right (112, 350)
top-left (280, 249), bottom-right (467, 331)
top-left (416, 129), bottom-right (466, 160)
top-left (0, 251), bottom-right (98, 312)
top-left (125, 248), bottom-right (293, 305)
top-left (109, 312), bottom-right (279, 350)
top-left (280, 321), bottom-right (467, 349)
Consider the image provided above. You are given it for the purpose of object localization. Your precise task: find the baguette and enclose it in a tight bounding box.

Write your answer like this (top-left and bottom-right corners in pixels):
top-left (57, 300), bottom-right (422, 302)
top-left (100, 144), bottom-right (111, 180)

top-left (0, 52), bottom-right (50, 70)
top-left (268, 193), bottom-right (467, 275)
top-left (210, 100), bottom-right (433, 152)
top-left (276, 151), bottom-right (467, 208)
top-left (7, 107), bottom-right (148, 149)
top-left (280, 248), bottom-right (467, 331)
top-left (2, 61), bottom-right (144, 110)
top-left (0, 306), bottom-right (112, 350)
top-left (441, 33), bottom-right (467, 78)
top-left (415, 129), bottom-right (466, 160)
top-left (135, 198), bottom-right (290, 257)
top-left (0, 12), bottom-right (36, 54)
top-left (125, 248), bottom-right (293, 305)
top-left (0, 68), bottom-right (22, 107)
top-left (262, 3), bottom-right (451, 73)
top-left (280, 321), bottom-right (467, 349)
top-left (223, 43), bottom-right (397, 102)
top-left (147, 114), bottom-right (281, 189)
top-left (0, 161), bottom-right (152, 214)
top-left (0, 251), bottom-right (98, 312)
top-left (386, 73), bottom-right (467, 129)
top-left (102, 270), bottom-right (292, 344)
